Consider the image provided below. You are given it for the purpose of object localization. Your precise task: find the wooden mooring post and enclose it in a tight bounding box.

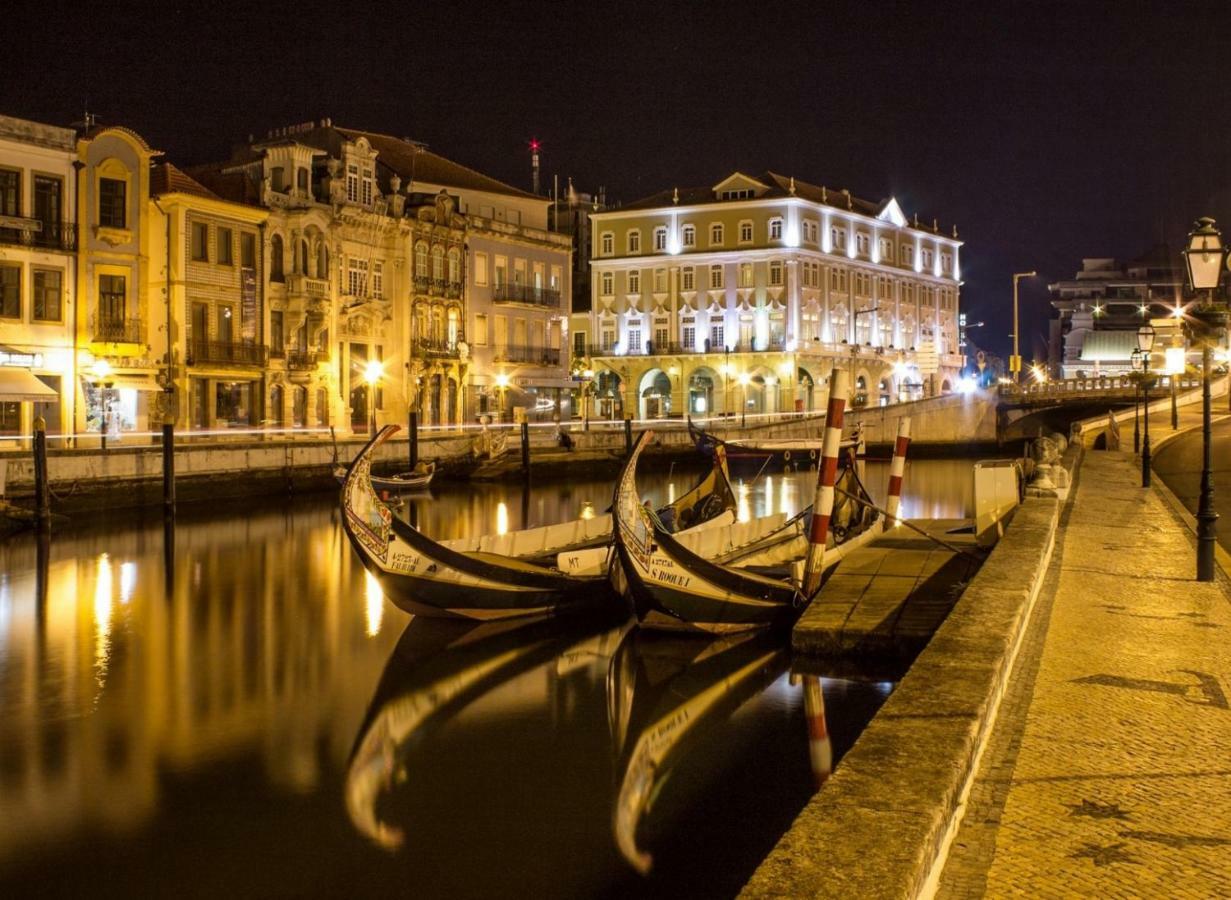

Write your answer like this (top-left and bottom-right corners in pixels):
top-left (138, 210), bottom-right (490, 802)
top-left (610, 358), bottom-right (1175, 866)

top-left (521, 421), bottom-right (531, 478)
top-left (162, 414), bottom-right (176, 515)
top-left (33, 414), bottom-right (50, 527)
top-left (409, 410), bottom-right (419, 469)
top-left (624, 416), bottom-right (633, 456)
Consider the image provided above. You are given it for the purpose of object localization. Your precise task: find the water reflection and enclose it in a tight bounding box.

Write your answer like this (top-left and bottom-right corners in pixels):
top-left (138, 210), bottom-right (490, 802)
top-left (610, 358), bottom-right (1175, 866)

top-left (608, 630), bottom-right (788, 874)
top-left (0, 457), bottom-right (966, 896)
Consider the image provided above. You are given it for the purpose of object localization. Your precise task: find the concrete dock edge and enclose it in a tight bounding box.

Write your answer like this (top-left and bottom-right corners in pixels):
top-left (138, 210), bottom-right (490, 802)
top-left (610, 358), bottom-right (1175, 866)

top-left (741, 453), bottom-right (1076, 900)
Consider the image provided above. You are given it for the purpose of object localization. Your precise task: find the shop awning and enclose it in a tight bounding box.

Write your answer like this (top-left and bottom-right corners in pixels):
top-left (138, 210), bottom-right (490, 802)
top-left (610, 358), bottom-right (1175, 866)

top-left (0, 368), bottom-right (57, 401)
top-left (108, 375), bottom-right (161, 392)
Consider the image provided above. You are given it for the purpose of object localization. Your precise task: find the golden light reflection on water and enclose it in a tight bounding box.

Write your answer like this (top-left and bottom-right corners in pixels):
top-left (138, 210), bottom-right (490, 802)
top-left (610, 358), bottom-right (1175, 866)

top-left (93, 552), bottom-right (113, 687)
top-left (737, 482), bottom-right (752, 522)
top-left (119, 561), bottom-right (136, 605)
top-left (496, 501), bottom-right (509, 535)
top-left (365, 571), bottom-right (384, 638)
top-left (580, 501), bottom-right (596, 520)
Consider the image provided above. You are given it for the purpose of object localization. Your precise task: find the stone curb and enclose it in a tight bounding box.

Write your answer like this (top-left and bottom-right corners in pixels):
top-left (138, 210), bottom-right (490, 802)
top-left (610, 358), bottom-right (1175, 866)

top-left (740, 454), bottom-right (1073, 900)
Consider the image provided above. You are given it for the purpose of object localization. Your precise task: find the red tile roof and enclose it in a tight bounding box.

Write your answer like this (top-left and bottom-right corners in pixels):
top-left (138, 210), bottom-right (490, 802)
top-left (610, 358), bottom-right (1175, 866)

top-left (150, 162), bottom-right (219, 200)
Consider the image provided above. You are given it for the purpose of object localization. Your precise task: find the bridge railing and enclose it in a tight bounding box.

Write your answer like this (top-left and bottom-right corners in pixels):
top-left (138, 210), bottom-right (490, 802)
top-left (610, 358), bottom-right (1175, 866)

top-left (1000, 375), bottom-right (1202, 399)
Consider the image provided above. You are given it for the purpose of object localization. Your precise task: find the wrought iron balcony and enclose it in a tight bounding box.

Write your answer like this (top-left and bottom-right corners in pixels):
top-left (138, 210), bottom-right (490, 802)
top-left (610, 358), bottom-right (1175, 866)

top-left (493, 284), bottom-right (561, 307)
top-left (496, 344), bottom-right (561, 366)
top-left (413, 337), bottom-right (463, 359)
top-left (0, 219), bottom-right (76, 252)
top-left (287, 349), bottom-right (325, 369)
top-left (91, 317), bottom-right (143, 343)
top-left (187, 340), bottom-right (268, 366)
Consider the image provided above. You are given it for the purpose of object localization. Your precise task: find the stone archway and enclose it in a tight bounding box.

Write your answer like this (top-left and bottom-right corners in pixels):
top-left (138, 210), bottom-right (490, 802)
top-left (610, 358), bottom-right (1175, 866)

top-left (688, 366), bottom-right (719, 417)
top-left (797, 366), bottom-right (816, 413)
top-left (638, 368), bottom-right (672, 420)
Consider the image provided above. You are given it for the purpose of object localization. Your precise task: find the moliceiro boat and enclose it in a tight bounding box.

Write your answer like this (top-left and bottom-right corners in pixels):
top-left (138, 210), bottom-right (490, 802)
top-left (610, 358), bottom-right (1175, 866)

top-left (341, 425), bottom-right (737, 620)
top-left (688, 417), bottom-right (861, 472)
top-left (334, 461), bottom-right (435, 492)
top-left (612, 369), bottom-right (887, 633)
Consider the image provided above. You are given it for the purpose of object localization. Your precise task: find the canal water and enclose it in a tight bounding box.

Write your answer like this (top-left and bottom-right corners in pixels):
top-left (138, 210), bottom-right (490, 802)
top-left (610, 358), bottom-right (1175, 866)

top-left (0, 457), bottom-right (982, 898)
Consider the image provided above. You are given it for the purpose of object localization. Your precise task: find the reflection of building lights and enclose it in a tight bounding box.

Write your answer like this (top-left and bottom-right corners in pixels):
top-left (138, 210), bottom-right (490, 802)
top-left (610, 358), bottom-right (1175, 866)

top-left (496, 501), bottom-right (509, 535)
top-left (120, 561), bottom-right (137, 604)
top-left (667, 482), bottom-right (676, 504)
top-left (94, 553), bottom-right (114, 685)
top-left (737, 482), bottom-right (751, 522)
top-left (580, 501), bottom-right (595, 521)
top-left (1172, 305), bottom-right (1185, 319)
top-left (364, 571), bottom-right (384, 638)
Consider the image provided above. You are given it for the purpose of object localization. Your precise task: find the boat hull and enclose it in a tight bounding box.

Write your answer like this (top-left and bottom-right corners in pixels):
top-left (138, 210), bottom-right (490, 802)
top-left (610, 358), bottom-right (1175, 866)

top-left (342, 426), bottom-right (614, 621)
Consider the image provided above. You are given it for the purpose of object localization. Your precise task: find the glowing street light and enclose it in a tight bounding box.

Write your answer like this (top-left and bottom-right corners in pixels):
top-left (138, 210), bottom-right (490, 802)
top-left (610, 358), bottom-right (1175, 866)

top-left (363, 360), bottom-right (382, 434)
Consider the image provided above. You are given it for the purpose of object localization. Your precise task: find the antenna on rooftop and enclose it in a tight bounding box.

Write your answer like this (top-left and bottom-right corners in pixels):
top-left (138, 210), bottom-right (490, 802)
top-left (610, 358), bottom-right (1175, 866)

top-left (529, 138), bottom-right (541, 195)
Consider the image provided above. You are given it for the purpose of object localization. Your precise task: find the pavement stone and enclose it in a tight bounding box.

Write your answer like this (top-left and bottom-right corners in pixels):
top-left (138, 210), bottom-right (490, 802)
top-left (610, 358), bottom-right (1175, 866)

top-left (936, 450), bottom-right (1231, 899)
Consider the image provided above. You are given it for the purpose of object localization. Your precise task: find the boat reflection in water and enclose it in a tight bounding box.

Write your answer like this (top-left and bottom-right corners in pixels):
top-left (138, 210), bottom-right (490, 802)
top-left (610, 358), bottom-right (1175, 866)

top-left (607, 630), bottom-right (789, 873)
top-left (345, 614), bottom-right (629, 849)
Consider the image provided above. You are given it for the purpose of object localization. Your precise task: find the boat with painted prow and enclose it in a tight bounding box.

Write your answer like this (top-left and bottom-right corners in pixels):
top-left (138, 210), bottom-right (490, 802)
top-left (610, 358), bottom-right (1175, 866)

top-left (341, 425), bottom-right (738, 620)
top-left (688, 417), bottom-right (860, 472)
top-left (334, 461), bottom-right (435, 492)
top-left (612, 369), bottom-right (887, 633)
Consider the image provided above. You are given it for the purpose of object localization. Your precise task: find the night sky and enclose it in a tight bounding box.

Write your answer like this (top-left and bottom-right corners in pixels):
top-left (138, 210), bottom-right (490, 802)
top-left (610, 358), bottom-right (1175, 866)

top-left (6, 1), bottom-right (1231, 360)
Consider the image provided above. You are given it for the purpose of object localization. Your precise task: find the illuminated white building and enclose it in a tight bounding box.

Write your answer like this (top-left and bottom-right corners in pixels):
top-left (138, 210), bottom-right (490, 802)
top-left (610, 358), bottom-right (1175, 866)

top-left (575, 172), bottom-right (963, 419)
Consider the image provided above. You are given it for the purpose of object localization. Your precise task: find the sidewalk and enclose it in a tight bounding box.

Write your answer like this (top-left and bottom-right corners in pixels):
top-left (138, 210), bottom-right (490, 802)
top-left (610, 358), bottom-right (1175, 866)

top-left (937, 450), bottom-right (1231, 898)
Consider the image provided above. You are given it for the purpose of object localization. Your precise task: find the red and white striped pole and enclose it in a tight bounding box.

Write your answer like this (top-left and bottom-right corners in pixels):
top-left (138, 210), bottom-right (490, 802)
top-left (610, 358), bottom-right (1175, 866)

top-left (803, 676), bottom-right (833, 788)
top-left (884, 416), bottom-right (912, 531)
top-left (802, 368), bottom-right (849, 598)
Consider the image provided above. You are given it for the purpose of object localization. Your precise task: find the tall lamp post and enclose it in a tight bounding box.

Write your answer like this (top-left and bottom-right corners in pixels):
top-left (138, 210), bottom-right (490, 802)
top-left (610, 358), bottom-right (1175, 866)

top-left (1011, 271), bottom-right (1037, 383)
top-left (363, 360), bottom-right (382, 434)
top-left (1138, 324), bottom-right (1155, 487)
top-left (738, 372), bottom-right (750, 427)
top-left (1181, 216), bottom-right (1230, 582)
top-left (1165, 340), bottom-right (1185, 430)
top-left (90, 359), bottom-right (114, 451)
top-left (1131, 348), bottom-right (1142, 454)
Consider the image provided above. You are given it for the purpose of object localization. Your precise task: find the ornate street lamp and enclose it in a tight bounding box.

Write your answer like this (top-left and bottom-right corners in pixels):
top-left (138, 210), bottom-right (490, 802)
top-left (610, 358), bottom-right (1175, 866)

top-left (1182, 216), bottom-right (1230, 582)
top-left (1138, 324), bottom-right (1155, 488)
top-left (1131, 347), bottom-right (1142, 454)
top-left (364, 360), bottom-right (383, 434)
top-left (90, 359), bottom-right (114, 451)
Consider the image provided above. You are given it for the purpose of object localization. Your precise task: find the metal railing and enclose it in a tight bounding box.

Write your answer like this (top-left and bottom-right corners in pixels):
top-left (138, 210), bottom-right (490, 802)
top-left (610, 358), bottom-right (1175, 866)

top-left (413, 337), bottom-right (463, 358)
top-left (287, 349), bottom-right (325, 369)
top-left (496, 344), bottom-right (561, 365)
top-left (0, 220), bottom-right (76, 252)
top-left (187, 340), bottom-right (268, 366)
top-left (1000, 375), bottom-right (1202, 398)
top-left (91, 317), bottom-right (143, 343)
top-left (493, 284), bottom-right (561, 307)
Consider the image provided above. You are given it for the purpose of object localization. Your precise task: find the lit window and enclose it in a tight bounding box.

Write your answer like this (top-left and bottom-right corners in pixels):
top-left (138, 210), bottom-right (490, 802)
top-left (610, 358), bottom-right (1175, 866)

top-left (710, 223), bottom-right (724, 246)
top-left (739, 220), bottom-right (753, 243)
top-left (653, 227), bottom-right (667, 251)
top-left (627, 230), bottom-right (641, 254)
top-left (709, 264), bottom-right (723, 289)
top-left (682, 225), bottom-right (696, 247)
top-left (769, 218), bottom-right (783, 240)
top-left (682, 267), bottom-right (695, 291)
top-left (346, 165), bottom-right (359, 203)
top-left (738, 263), bottom-right (753, 288)
top-left (601, 232), bottom-right (614, 256)
top-left (769, 260), bottom-right (783, 286)
top-left (601, 271), bottom-right (614, 295)
top-left (628, 270), bottom-right (641, 294)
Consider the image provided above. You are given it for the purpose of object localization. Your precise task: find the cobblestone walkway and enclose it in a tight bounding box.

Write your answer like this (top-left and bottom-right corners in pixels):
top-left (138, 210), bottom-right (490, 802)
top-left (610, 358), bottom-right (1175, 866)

top-left (937, 451), bottom-right (1231, 898)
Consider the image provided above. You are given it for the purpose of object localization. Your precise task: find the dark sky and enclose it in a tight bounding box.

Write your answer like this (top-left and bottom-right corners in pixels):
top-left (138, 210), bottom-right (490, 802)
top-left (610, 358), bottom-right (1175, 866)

top-left (6, 0), bottom-right (1231, 360)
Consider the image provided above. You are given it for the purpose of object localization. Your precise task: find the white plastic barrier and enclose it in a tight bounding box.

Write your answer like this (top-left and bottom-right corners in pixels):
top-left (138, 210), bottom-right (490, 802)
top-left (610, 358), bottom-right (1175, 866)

top-left (973, 460), bottom-right (1021, 546)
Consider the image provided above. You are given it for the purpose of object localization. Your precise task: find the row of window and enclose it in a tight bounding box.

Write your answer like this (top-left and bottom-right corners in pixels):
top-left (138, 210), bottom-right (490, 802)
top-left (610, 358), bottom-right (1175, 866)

top-left (599, 220), bottom-right (954, 274)
top-left (599, 263), bottom-right (955, 298)
top-left (473, 252), bottom-right (563, 291)
top-left (346, 257), bottom-right (384, 298)
top-left (190, 221), bottom-right (258, 267)
top-left (415, 243), bottom-right (462, 284)
top-left (469, 313), bottom-right (561, 348)
top-left (0, 168), bottom-right (66, 228)
top-left (0, 263), bottom-right (64, 321)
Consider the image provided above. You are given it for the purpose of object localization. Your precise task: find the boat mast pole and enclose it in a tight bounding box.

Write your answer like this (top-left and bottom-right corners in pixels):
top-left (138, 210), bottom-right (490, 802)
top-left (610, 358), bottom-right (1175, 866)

top-left (884, 416), bottom-right (912, 531)
top-left (801, 368), bottom-right (849, 597)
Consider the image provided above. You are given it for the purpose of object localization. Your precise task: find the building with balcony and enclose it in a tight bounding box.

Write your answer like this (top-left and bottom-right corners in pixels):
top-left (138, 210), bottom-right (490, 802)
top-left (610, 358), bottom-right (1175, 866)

top-left (1046, 247), bottom-right (1186, 378)
top-left (74, 123), bottom-right (162, 441)
top-left (578, 171), bottom-right (964, 421)
top-left (0, 115), bottom-right (79, 443)
top-left (149, 163), bottom-right (270, 431)
top-left (192, 121), bottom-right (570, 432)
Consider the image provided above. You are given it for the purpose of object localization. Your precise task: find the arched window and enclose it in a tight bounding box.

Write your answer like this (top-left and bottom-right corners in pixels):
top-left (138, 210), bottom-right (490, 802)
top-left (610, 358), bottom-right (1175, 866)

top-left (292, 386), bottom-right (307, 427)
top-left (447, 248), bottom-right (460, 284)
top-left (682, 225), bottom-right (696, 248)
top-left (415, 242), bottom-right (428, 280)
top-left (270, 234), bottom-right (284, 282)
top-left (270, 385), bottom-right (284, 425)
top-left (297, 239), bottom-right (308, 274)
top-left (316, 388), bottom-right (329, 426)
top-left (447, 307), bottom-right (459, 346)
top-left (318, 242), bottom-right (329, 280)
top-left (431, 245), bottom-right (444, 282)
